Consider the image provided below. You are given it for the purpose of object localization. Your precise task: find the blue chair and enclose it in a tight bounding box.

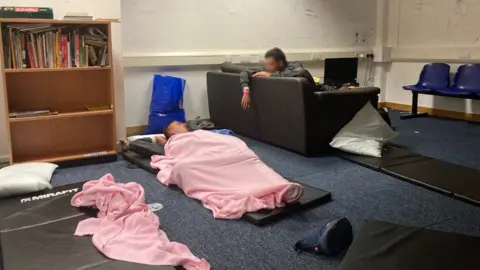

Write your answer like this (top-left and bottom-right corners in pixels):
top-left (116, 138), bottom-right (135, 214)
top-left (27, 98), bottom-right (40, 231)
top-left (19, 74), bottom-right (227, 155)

top-left (403, 63), bottom-right (450, 93)
top-left (401, 63), bottom-right (450, 119)
top-left (437, 64), bottom-right (480, 97)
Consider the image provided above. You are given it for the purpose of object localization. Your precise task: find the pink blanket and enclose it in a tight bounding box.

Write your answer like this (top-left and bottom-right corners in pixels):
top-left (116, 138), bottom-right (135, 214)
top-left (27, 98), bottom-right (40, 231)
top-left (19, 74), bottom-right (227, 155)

top-left (71, 174), bottom-right (210, 270)
top-left (151, 130), bottom-right (303, 219)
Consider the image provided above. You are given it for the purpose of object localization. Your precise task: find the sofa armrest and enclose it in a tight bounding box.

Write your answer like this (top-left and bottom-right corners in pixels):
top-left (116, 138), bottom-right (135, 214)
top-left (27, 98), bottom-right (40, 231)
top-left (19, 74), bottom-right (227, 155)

top-left (306, 87), bottom-right (380, 151)
top-left (252, 77), bottom-right (312, 154)
top-left (207, 71), bottom-right (260, 139)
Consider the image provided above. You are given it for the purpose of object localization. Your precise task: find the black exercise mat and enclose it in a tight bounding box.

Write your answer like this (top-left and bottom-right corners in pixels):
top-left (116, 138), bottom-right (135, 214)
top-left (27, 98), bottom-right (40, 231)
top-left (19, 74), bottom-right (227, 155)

top-left (382, 159), bottom-right (480, 205)
top-left (123, 151), bottom-right (159, 174)
top-left (129, 138), bottom-right (165, 157)
top-left (337, 145), bottom-right (430, 170)
top-left (243, 183), bottom-right (331, 226)
top-left (0, 183), bottom-right (176, 270)
top-left (122, 150), bottom-right (332, 226)
top-left (340, 220), bottom-right (480, 270)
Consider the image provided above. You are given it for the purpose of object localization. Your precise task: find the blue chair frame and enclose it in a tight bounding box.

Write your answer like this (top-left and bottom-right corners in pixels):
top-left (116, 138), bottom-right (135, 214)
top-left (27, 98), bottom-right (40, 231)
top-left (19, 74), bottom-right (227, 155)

top-left (401, 63), bottom-right (480, 120)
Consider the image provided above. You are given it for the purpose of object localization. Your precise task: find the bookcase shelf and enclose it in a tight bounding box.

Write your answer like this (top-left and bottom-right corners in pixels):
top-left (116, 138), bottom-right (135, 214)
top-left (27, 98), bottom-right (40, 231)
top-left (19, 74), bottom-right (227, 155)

top-left (0, 19), bottom-right (116, 164)
top-left (5, 66), bottom-right (111, 73)
top-left (9, 108), bottom-right (113, 122)
top-left (14, 149), bottom-right (116, 164)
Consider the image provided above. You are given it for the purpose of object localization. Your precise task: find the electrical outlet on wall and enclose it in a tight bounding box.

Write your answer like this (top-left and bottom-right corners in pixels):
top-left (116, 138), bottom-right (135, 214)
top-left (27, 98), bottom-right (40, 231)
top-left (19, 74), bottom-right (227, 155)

top-left (458, 51), bottom-right (471, 59)
top-left (311, 53), bottom-right (322, 61)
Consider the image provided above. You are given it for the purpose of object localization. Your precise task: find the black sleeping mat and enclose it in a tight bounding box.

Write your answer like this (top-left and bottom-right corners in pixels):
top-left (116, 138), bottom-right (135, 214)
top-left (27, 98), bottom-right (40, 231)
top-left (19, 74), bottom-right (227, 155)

top-left (340, 220), bottom-right (480, 270)
top-left (337, 145), bottom-right (480, 205)
top-left (0, 183), bottom-right (177, 270)
top-left (122, 151), bottom-right (332, 226)
top-left (383, 159), bottom-right (480, 205)
top-left (337, 144), bottom-right (430, 170)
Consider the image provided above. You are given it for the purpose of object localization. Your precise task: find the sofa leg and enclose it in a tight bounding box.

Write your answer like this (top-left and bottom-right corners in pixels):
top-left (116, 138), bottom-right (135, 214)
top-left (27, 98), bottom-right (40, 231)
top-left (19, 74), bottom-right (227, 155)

top-left (400, 92), bottom-right (429, 119)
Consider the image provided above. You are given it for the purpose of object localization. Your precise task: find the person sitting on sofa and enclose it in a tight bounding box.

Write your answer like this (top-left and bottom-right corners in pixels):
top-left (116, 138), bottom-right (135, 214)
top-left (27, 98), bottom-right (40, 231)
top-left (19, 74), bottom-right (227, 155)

top-left (240, 47), bottom-right (335, 110)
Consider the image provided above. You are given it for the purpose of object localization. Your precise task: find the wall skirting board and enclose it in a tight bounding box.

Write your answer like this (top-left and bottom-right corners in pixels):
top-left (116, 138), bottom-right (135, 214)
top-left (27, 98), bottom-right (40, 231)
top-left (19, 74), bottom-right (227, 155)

top-left (122, 48), bottom-right (373, 67)
top-left (0, 155), bottom-right (9, 163)
top-left (126, 125), bottom-right (148, 137)
top-left (381, 102), bottom-right (480, 122)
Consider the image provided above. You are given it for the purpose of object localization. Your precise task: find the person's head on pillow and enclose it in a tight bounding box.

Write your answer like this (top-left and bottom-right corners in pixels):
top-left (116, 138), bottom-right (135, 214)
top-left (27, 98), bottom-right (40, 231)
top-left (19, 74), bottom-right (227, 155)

top-left (163, 121), bottom-right (189, 139)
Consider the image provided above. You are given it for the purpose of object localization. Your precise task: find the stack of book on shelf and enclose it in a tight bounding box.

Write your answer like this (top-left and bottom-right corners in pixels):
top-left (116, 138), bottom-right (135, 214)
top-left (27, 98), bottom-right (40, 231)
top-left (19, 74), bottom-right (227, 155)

top-left (3, 24), bottom-right (109, 69)
top-left (9, 109), bottom-right (58, 118)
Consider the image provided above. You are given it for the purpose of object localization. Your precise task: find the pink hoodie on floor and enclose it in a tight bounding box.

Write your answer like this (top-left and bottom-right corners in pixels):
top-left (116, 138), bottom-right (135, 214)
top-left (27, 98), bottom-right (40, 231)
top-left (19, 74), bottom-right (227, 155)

top-left (71, 174), bottom-right (210, 270)
top-left (151, 130), bottom-right (303, 219)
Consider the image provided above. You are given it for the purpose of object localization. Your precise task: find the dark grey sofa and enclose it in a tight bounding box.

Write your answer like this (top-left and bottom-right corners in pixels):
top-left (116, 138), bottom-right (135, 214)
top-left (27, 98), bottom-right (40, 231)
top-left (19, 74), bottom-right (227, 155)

top-left (206, 63), bottom-right (380, 156)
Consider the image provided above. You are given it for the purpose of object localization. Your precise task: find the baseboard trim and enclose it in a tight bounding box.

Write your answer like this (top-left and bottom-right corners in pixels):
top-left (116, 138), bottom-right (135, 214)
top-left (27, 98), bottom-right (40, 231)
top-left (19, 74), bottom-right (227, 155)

top-left (0, 155), bottom-right (10, 163)
top-left (380, 102), bottom-right (480, 122)
top-left (126, 125), bottom-right (148, 137)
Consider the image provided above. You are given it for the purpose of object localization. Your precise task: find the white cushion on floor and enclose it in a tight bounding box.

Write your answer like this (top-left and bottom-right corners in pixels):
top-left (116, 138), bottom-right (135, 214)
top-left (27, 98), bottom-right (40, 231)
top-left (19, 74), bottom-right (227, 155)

top-left (330, 103), bottom-right (397, 157)
top-left (0, 162), bottom-right (57, 197)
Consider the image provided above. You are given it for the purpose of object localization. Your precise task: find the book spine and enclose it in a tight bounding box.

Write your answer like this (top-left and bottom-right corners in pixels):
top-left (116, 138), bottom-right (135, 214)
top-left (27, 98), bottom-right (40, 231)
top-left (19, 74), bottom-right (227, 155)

top-left (42, 34), bottom-right (47, 68)
top-left (51, 32), bottom-right (54, 68)
top-left (27, 41), bottom-right (35, 68)
top-left (9, 28), bottom-right (15, 69)
top-left (85, 44), bottom-right (88, 67)
top-left (30, 34), bottom-right (37, 68)
top-left (70, 33), bottom-right (74, 67)
top-left (36, 35), bottom-right (42, 68)
top-left (67, 37), bottom-right (71, 68)
top-left (20, 33), bottom-right (26, 68)
top-left (64, 36), bottom-right (68, 68)
top-left (61, 33), bottom-right (65, 68)
top-left (56, 31), bottom-right (60, 68)
top-left (75, 31), bottom-right (79, 67)
top-left (13, 31), bottom-right (18, 68)
top-left (88, 46), bottom-right (97, 65)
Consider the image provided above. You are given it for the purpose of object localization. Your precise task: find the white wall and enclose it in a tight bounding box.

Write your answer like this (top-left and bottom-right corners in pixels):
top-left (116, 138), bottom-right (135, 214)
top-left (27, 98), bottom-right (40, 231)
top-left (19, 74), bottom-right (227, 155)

top-left (122, 0), bottom-right (376, 54)
top-left (123, 60), bottom-right (373, 127)
top-left (122, 0), bottom-right (377, 127)
top-left (384, 0), bottom-right (480, 113)
top-left (0, 0), bottom-right (124, 160)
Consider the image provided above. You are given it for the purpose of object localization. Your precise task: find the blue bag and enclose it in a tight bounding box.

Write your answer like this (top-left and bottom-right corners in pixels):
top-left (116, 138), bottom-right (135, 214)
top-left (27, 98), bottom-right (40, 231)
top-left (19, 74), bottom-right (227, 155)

top-left (150, 75), bottom-right (185, 113)
top-left (294, 218), bottom-right (353, 256)
top-left (144, 109), bottom-right (186, 135)
top-left (144, 75), bottom-right (186, 134)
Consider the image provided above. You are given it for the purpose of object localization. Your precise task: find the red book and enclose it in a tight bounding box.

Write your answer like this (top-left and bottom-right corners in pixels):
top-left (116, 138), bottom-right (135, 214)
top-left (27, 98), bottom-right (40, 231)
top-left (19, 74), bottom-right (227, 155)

top-left (27, 42), bottom-right (35, 68)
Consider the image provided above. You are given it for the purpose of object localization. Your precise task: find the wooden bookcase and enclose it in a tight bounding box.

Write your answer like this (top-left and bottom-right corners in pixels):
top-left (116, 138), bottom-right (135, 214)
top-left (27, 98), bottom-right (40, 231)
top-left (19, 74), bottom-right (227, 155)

top-left (0, 19), bottom-right (116, 164)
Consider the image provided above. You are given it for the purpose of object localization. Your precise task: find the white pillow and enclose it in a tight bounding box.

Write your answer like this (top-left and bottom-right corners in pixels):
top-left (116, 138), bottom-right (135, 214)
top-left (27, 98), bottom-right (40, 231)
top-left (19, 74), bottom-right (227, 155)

top-left (127, 133), bottom-right (164, 143)
top-left (330, 103), bottom-right (397, 157)
top-left (0, 162), bottom-right (57, 197)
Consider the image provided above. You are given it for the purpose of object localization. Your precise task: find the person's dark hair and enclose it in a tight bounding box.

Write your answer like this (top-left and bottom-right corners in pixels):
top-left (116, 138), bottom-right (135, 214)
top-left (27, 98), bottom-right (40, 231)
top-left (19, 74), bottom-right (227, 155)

top-left (265, 47), bottom-right (287, 66)
top-left (163, 121), bottom-right (175, 140)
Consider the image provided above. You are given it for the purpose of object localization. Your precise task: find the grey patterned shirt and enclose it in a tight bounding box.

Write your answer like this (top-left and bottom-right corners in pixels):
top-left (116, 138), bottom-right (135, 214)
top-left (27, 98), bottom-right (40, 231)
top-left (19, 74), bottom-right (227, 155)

top-left (239, 61), bottom-right (306, 89)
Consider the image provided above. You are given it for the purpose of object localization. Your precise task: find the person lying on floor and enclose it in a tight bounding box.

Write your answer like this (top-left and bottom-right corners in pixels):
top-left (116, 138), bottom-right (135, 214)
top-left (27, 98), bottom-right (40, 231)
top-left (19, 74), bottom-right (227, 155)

top-left (150, 121), bottom-right (303, 219)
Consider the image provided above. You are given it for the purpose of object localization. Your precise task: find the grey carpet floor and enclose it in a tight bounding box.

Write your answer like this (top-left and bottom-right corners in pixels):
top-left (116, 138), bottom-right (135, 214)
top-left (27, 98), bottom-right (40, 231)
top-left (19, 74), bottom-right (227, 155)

top-left (51, 112), bottom-right (480, 270)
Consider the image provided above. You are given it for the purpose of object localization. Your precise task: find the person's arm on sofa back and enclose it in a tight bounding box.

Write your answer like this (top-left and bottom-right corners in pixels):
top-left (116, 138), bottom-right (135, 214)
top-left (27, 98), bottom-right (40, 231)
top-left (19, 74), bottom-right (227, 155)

top-left (240, 67), bottom-right (262, 110)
